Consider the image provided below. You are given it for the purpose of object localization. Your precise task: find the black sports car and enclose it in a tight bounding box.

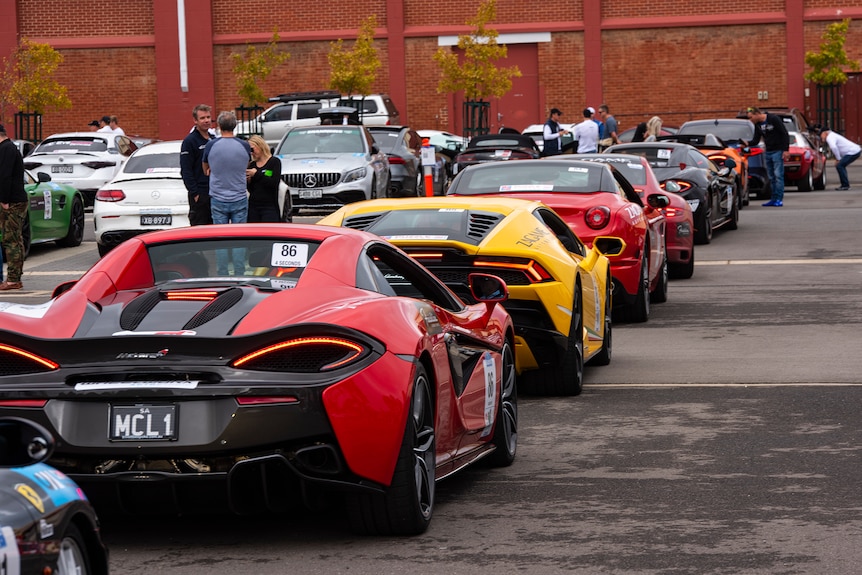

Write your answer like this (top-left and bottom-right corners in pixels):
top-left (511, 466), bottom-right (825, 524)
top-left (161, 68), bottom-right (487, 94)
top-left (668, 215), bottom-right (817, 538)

top-left (451, 133), bottom-right (541, 176)
top-left (606, 141), bottom-right (739, 244)
top-left (0, 418), bottom-right (108, 575)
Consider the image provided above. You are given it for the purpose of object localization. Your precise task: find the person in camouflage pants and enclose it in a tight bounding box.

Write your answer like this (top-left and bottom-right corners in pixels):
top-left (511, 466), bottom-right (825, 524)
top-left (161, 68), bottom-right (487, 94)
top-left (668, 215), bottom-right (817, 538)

top-left (0, 122), bottom-right (27, 290)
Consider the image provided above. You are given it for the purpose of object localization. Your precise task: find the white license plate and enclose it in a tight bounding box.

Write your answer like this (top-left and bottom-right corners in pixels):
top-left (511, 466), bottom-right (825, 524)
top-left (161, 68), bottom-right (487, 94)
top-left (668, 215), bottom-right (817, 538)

top-left (141, 215), bottom-right (172, 226)
top-left (51, 165), bottom-right (73, 174)
top-left (299, 189), bottom-right (322, 199)
top-left (110, 404), bottom-right (177, 440)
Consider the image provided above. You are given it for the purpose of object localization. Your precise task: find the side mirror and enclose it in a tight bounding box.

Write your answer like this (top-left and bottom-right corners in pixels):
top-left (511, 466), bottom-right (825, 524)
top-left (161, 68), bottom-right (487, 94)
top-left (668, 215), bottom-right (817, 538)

top-left (647, 194), bottom-right (671, 209)
top-left (724, 158), bottom-right (737, 170)
top-left (593, 236), bottom-right (627, 257)
top-left (469, 273), bottom-right (508, 304)
top-left (37, 172), bottom-right (52, 183)
top-left (52, 279), bottom-right (77, 298)
top-left (0, 417), bottom-right (55, 467)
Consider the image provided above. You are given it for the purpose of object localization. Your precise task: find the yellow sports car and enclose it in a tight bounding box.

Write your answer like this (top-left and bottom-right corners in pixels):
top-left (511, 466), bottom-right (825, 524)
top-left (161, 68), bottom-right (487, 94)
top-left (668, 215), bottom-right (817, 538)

top-left (319, 197), bottom-right (623, 396)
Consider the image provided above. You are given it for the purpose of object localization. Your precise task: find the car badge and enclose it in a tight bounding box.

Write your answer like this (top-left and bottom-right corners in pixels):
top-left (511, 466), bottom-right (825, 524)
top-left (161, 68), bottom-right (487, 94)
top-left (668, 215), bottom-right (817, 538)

top-left (116, 349), bottom-right (169, 359)
top-left (151, 190), bottom-right (161, 199)
top-left (303, 174), bottom-right (317, 187)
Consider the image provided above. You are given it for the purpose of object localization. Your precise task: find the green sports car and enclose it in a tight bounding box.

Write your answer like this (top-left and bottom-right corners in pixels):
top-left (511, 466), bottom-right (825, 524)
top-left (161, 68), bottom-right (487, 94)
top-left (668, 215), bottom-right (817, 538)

top-left (1, 170), bottom-right (86, 258)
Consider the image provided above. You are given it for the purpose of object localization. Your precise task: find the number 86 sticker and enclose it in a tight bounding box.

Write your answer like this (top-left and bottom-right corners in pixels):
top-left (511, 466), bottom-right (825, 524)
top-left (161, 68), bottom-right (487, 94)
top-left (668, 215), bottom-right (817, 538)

top-left (271, 243), bottom-right (309, 268)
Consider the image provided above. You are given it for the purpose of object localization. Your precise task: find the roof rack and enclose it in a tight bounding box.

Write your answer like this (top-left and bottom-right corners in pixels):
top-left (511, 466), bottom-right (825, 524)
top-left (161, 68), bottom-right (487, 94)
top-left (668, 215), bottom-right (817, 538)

top-left (267, 90), bottom-right (341, 103)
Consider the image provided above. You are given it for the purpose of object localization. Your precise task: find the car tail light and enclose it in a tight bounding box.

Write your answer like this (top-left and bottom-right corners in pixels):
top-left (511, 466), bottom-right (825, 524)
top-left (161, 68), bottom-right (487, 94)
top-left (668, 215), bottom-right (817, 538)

top-left (787, 153), bottom-right (802, 162)
top-left (82, 161), bottom-right (117, 170)
top-left (473, 258), bottom-right (553, 283)
top-left (662, 206), bottom-right (682, 218)
top-left (388, 156), bottom-right (405, 165)
top-left (584, 206), bottom-right (611, 230)
top-left (22, 161), bottom-right (42, 169)
top-left (163, 290), bottom-right (220, 301)
top-left (0, 399), bottom-right (48, 408)
top-left (236, 396), bottom-right (299, 406)
top-left (232, 336), bottom-right (370, 372)
top-left (746, 147), bottom-right (764, 156)
top-left (95, 188), bottom-right (126, 202)
top-left (0, 344), bottom-right (59, 376)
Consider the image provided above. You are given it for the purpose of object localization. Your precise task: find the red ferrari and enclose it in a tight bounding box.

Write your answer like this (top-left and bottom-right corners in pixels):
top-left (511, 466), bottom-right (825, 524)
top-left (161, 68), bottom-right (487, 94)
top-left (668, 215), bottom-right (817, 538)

top-left (785, 130), bottom-right (827, 192)
top-left (0, 224), bottom-right (517, 535)
top-left (580, 154), bottom-right (696, 280)
top-left (446, 158), bottom-right (669, 322)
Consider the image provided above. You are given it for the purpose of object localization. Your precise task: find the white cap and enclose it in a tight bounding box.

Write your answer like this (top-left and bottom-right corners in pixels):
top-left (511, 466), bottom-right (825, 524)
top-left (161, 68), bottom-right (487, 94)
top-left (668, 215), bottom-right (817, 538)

top-left (587, 107), bottom-right (596, 115)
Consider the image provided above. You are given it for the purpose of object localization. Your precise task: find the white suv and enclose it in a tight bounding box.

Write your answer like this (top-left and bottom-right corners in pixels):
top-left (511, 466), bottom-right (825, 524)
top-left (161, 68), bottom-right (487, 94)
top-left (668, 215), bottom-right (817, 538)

top-left (236, 91), bottom-right (341, 149)
top-left (337, 94), bottom-right (400, 126)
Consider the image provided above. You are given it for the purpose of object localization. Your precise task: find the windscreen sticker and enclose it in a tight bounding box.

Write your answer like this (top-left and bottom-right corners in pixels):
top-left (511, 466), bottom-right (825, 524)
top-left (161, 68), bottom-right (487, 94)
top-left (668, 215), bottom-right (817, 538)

top-left (627, 163), bottom-right (644, 170)
top-left (482, 352), bottom-right (497, 435)
top-left (271, 242), bottom-right (309, 268)
top-left (146, 167), bottom-right (181, 173)
top-left (567, 167), bottom-right (590, 172)
top-left (500, 184), bottom-right (554, 191)
top-left (657, 149), bottom-right (672, 159)
top-left (0, 301), bottom-right (53, 318)
top-left (438, 208), bottom-right (465, 212)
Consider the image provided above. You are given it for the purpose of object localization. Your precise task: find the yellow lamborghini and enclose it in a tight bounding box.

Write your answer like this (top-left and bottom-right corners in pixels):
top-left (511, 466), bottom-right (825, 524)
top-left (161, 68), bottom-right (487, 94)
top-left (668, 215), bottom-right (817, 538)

top-left (319, 197), bottom-right (623, 396)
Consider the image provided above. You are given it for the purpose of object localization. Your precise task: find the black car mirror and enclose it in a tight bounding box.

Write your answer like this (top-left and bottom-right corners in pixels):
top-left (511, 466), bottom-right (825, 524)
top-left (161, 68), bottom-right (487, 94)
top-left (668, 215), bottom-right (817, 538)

top-left (37, 172), bottom-right (52, 183)
top-left (0, 417), bottom-right (55, 467)
top-left (724, 158), bottom-right (737, 170)
top-left (469, 273), bottom-right (508, 304)
top-left (647, 194), bottom-right (671, 209)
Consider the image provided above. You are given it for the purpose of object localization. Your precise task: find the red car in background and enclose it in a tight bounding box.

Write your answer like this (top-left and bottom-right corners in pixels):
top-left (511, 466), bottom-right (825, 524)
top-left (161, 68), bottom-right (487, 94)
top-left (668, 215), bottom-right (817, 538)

top-left (785, 130), bottom-right (827, 192)
top-left (446, 158), bottom-right (669, 322)
top-left (579, 154), bottom-right (696, 280)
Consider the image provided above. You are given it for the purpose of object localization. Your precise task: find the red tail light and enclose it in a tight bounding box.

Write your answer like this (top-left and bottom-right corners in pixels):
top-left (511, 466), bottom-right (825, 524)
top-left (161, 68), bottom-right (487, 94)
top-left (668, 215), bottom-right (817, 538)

top-left (474, 259), bottom-right (552, 282)
top-left (388, 156), bottom-right (405, 165)
top-left (746, 147), bottom-right (764, 156)
top-left (95, 189), bottom-right (126, 202)
top-left (585, 206), bottom-right (611, 230)
top-left (236, 396), bottom-right (299, 405)
top-left (0, 343), bottom-right (59, 374)
top-left (0, 399), bottom-right (48, 408)
top-left (662, 207), bottom-right (682, 217)
top-left (232, 336), bottom-right (368, 372)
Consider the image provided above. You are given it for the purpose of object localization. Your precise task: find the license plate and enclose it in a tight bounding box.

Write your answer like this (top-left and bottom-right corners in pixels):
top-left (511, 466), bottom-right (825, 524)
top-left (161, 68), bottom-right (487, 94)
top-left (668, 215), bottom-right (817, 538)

top-left (51, 165), bottom-right (73, 174)
top-left (109, 404), bottom-right (177, 440)
top-left (141, 214), bottom-right (172, 226)
top-left (299, 189), bottom-right (322, 199)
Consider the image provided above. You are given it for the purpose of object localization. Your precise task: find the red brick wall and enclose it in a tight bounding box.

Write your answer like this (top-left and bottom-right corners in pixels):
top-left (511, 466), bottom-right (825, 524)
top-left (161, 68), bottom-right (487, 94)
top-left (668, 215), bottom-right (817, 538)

top-left (213, 0), bottom-right (389, 34)
top-left (601, 0), bottom-right (784, 17)
top-left (18, 0), bottom-right (154, 36)
top-left (404, 0), bottom-right (581, 27)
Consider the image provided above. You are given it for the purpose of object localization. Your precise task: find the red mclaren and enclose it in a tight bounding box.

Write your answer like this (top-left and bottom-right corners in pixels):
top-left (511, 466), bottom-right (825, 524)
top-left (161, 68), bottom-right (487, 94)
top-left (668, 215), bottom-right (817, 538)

top-left (0, 224), bottom-right (518, 535)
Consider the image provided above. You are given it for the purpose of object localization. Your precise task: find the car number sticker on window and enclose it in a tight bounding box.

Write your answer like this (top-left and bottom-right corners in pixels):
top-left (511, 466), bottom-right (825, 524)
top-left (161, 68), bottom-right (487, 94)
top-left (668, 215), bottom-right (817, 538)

top-left (384, 235), bottom-right (449, 241)
top-left (567, 167), bottom-right (589, 172)
top-left (627, 163), bottom-right (644, 170)
top-left (146, 167), bottom-right (181, 173)
top-left (657, 149), bottom-right (672, 159)
top-left (438, 208), bottom-right (465, 212)
top-left (271, 243), bottom-right (309, 268)
top-left (481, 352), bottom-right (497, 437)
top-left (500, 184), bottom-right (554, 191)
top-left (493, 150), bottom-right (512, 158)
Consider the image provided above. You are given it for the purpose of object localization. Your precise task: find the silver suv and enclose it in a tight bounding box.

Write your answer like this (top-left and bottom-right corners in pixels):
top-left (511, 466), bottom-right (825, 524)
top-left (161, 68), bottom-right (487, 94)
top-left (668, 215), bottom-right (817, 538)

top-left (274, 124), bottom-right (390, 213)
top-left (236, 90), bottom-right (340, 149)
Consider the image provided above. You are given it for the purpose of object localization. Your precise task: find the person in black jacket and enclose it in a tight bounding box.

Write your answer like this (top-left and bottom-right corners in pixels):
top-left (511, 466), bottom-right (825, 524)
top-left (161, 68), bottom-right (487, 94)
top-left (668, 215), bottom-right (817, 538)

top-left (542, 108), bottom-right (569, 157)
top-left (180, 104), bottom-right (215, 225)
top-left (0, 123), bottom-right (28, 290)
top-left (745, 106), bottom-right (790, 207)
top-left (245, 135), bottom-right (285, 223)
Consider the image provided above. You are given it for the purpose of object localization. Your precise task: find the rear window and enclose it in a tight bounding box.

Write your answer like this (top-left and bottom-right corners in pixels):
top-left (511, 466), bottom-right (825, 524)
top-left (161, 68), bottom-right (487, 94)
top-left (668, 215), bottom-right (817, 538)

top-left (123, 152), bottom-right (181, 174)
top-left (148, 238), bottom-right (322, 287)
top-left (452, 162), bottom-right (609, 194)
top-left (369, 131), bottom-right (400, 152)
top-left (36, 138), bottom-right (110, 153)
top-left (678, 122), bottom-right (754, 142)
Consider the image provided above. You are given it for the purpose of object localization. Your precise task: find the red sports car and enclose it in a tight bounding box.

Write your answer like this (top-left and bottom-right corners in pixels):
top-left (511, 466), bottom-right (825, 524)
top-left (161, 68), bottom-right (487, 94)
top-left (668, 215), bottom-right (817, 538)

top-left (579, 153), bottom-right (696, 279)
top-left (785, 130), bottom-right (827, 192)
top-left (446, 158), bottom-right (669, 322)
top-left (0, 224), bottom-right (517, 535)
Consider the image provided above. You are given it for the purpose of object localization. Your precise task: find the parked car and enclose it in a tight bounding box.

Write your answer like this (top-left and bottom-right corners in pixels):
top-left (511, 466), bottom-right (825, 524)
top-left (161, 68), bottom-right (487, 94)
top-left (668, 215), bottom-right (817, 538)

top-left (0, 417), bottom-right (108, 575)
top-left (521, 123), bottom-right (577, 153)
top-left (677, 119), bottom-right (770, 199)
top-left (785, 130), bottom-right (827, 192)
top-left (0, 223), bottom-right (517, 536)
top-left (367, 126), bottom-right (450, 197)
top-left (235, 90), bottom-right (341, 149)
top-left (445, 157), bottom-right (669, 322)
top-left (618, 125), bottom-right (678, 143)
top-left (320, 196), bottom-right (619, 395)
top-left (606, 141), bottom-right (739, 245)
top-left (578, 153), bottom-right (696, 279)
top-left (93, 140), bottom-right (190, 256)
top-left (451, 133), bottom-right (541, 175)
top-left (13, 139), bottom-right (35, 157)
top-left (417, 129), bottom-right (468, 153)
top-left (274, 124), bottom-right (389, 212)
top-left (660, 133), bottom-right (750, 208)
top-left (23, 132), bottom-right (138, 206)
top-left (336, 94), bottom-right (400, 126)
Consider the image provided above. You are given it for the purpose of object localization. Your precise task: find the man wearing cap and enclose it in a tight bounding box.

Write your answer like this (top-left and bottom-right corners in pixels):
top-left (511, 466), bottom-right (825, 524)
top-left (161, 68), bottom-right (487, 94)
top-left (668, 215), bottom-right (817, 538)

top-left (573, 107), bottom-right (599, 154)
top-left (96, 115), bottom-right (112, 133)
top-left (87, 120), bottom-right (100, 131)
top-left (542, 108), bottom-right (569, 157)
top-left (0, 123), bottom-right (28, 290)
top-left (818, 126), bottom-right (861, 191)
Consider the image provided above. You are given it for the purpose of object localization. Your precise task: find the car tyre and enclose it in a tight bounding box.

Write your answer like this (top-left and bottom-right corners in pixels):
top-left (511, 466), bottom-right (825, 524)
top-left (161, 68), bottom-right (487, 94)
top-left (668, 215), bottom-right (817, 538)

top-left (56, 522), bottom-right (92, 575)
top-left (669, 247), bottom-right (695, 280)
top-left (726, 196), bottom-right (739, 231)
top-left (797, 169), bottom-right (813, 193)
top-left (346, 364), bottom-right (435, 535)
top-left (588, 272), bottom-right (613, 366)
top-left (57, 195), bottom-right (85, 247)
top-left (534, 284), bottom-right (584, 396)
top-left (814, 167), bottom-right (826, 190)
top-left (487, 340), bottom-right (518, 467)
top-left (97, 242), bottom-right (112, 258)
top-left (694, 204), bottom-right (712, 245)
top-left (623, 251), bottom-right (650, 323)
top-left (650, 254), bottom-right (669, 304)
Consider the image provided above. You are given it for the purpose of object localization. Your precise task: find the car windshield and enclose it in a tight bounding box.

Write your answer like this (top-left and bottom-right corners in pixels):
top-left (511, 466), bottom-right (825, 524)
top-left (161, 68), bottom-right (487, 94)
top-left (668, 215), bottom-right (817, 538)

top-left (595, 160), bottom-right (648, 185)
top-left (678, 122), bottom-right (754, 142)
top-left (35, 137), bottom-right (110, 153)
top-left (452, 162), bottom-right (607, 194)
top-left (277, 127), bottom-right (364, 154)
top-left (123, 152), bottom-right (181, 174)
top-left (612, 146), bottom-right (681, 168)
top-left (147, 238), bottom-right (322, 286)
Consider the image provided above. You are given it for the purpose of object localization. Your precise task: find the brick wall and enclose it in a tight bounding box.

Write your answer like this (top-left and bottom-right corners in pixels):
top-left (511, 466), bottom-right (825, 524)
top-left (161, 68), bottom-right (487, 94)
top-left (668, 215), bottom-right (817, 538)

top-left (18, 0), bottom-right (154, 37)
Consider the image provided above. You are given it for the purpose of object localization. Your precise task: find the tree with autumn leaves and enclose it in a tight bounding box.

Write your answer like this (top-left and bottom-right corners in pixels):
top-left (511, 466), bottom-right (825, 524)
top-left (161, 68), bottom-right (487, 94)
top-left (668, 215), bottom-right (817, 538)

top-left (328, 16), bottom-right (381, 97)
top-left (0, 39), bottom-right (71, 126)
top-left (804, 18), bottom-right (860, 86)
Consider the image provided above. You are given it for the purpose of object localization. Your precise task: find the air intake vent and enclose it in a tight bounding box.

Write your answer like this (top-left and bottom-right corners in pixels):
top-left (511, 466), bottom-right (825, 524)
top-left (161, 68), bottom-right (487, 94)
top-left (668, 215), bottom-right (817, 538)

top-left (342, 213), bottom-right (385, 231)
top-left (283, 173), bottom-right (341, 188)
top-left (468, 212), bottom-right (503, 239)
top-left (183, 288), bottom-right (244, 330)
top-left (120, 290), bottom-right (163, 331)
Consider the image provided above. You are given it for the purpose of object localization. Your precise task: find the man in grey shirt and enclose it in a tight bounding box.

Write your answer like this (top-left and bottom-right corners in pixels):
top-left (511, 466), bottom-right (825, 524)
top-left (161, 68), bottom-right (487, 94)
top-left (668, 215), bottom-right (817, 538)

top-left (203, 111), bottom-right (252, 275)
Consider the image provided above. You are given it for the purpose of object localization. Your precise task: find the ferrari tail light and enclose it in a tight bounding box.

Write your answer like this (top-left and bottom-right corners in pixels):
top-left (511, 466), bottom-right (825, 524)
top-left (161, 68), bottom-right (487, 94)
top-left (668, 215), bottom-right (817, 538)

top-left (473, 258), bottom-right (553, 282)
top-left (585, 206), bottom-right (611, 230)
top-left (95, 189), bottom-right (126, 202)
top-left (662, 206), bottom-right (682, 217)
top-left (0, 344), bottom-right (59, 376)
top-left (82, 160), bottom-right (117, 170)
top-left (232, 336), bottom-right (370, 372)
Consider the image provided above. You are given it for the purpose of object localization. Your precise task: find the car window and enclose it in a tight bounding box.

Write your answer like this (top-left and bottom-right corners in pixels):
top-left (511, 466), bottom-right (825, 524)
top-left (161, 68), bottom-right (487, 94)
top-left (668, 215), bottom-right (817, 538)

top-left (362, 242), bottom-right (463, 311)
top-left (123, 152), bottom-right (181, 174)
top-left (278, 127), bottom-right (364, 154)
top-left (452, 162), bottom-right (608, 194)
top-left (687, 150), bottom-right (711, 170)
top-left (36, 138), bottom-right (109, 153)
top-left (533, 208), bottom-right (585, 257)
top-left (679, 122), bottom-right (753, 142)
top-left (297, 103), bottom-right (322, 120)
top-left (265, 105), bottom-right (292, 122)
top-left (370, 130), bottom-right (400, 153)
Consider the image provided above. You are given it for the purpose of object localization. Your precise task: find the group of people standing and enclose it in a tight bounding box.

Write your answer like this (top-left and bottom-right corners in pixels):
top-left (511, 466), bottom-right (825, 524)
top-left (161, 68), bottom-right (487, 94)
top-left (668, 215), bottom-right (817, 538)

top-left (542, 105), bottom-right (620, 156)
top-left (88, 115), bottom-right (125, 135)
